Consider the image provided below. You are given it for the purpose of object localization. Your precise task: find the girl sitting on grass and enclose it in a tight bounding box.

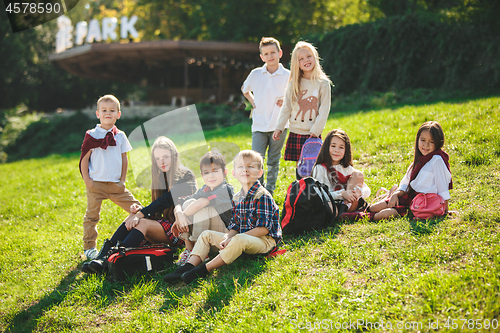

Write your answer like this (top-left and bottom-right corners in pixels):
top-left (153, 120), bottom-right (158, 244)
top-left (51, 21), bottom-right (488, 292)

top-left (311, 129), bottom-right (371, 213)
top-left (344, 121), bottom-right (452, 222)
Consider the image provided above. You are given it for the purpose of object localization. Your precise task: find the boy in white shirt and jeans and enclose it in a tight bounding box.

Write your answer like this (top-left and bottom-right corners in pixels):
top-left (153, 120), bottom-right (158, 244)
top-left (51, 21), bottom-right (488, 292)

top-left (241, 37), bottom-right (290, 195)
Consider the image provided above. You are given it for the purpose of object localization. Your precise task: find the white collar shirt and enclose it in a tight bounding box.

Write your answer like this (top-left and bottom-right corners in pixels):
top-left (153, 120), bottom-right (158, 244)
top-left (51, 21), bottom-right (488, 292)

top-left (242, 63), bottom-right (290, 132)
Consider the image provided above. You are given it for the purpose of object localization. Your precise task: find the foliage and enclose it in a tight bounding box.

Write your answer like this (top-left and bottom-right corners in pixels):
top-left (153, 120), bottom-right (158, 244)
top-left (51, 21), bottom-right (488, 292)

top-left (311, 13), bottom-right (500, 95)
top-left (1, 105), bottom-right (250, 162)
top-left (69, 0), bottom-right (378, 45)
top-left (1, 96), bottom-right (499, 331)
top-left (0, 18), bottom-right (142, 112)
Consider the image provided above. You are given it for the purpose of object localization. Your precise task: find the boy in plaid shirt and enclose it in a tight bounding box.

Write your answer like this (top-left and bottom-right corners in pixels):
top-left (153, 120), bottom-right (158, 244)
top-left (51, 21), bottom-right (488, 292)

top-left (163, 150), bottom-right (281, 284)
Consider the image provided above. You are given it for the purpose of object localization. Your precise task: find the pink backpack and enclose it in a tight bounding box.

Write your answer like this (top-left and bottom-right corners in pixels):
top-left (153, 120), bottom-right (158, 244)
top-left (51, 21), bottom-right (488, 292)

top-left (410, 193), bottom-right (446, 219)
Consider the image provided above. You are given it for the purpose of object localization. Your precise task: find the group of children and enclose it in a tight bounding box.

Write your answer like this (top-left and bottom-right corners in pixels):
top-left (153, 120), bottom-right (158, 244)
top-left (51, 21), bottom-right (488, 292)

top-left (79, 36), bottom-right (452, 284)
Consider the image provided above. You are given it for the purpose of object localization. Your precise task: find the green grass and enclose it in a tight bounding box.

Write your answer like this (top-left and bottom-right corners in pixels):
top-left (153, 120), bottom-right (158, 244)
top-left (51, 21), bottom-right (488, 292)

top-left (1, 97), bottom-right (500, 332)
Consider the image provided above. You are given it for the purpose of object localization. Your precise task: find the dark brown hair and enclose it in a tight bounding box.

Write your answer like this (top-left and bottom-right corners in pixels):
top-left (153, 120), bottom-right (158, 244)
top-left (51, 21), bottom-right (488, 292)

top-left (412, 121), bottom-right (445, 171)
top-left (200, 149), bottom-right (226, 171)
top-left (314, 129), bottom-right (353, 169)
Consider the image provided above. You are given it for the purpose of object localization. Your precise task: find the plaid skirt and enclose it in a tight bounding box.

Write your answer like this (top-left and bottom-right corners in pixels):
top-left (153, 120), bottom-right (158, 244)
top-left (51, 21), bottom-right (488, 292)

top-left (158, 220), bottom-right (184, 247)
top-left (284, 132), bottom-right (321, 161)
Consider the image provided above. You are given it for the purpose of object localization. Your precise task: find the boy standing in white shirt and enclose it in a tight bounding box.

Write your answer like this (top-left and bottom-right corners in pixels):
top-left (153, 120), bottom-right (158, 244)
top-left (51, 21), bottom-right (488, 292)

top-left (79, 94), bottom-right (140, 259)
top-left (241, 37), bottom-right (290, 195)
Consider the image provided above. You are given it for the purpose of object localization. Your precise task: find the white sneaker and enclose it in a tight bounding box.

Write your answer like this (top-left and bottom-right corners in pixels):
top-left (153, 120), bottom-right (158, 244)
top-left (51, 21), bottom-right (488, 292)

top-left (84, 248), bottom-right (98, 260)
top-left (177, 249), bottom-right (191, 266)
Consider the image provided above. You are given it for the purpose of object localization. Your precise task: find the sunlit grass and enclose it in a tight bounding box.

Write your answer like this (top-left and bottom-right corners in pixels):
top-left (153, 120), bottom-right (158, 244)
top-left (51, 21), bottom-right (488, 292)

top-left (0, 96), bottom-right (499, 332)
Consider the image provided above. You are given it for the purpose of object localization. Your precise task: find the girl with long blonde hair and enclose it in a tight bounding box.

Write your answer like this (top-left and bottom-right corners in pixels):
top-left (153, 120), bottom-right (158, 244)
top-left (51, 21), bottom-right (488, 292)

top-left (273, 41), bottom-right (333, 178)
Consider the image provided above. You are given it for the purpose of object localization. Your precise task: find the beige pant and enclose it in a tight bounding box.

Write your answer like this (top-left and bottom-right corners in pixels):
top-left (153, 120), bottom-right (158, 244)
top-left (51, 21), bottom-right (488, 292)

top-left (83, 181), bottom-right (140, 250)
top-left (191, 230), bottom-right (276, 264)
top-left (180, 199), bottom-right (229, 242)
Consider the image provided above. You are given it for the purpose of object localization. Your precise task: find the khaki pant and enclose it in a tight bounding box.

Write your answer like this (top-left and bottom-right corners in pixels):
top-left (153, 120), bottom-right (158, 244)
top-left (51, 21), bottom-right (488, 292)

top-left (179, 199), bottom-right (228, 242)
top-left (191, 230), bottom-right (276, 264)
top-left (83, 181), bottom-right (140, 250)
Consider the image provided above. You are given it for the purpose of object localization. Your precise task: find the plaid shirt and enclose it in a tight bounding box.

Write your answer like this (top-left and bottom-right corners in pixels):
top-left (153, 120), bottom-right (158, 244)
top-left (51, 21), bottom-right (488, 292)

top-left (228, 181), bottom-right (282, 242)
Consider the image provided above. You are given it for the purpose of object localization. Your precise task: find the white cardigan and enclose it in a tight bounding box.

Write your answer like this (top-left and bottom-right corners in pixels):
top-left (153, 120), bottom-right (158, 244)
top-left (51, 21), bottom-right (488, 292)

top-left (399, 155), bottom-right (452, 200)
top-left (312, 164), bottom-right (371, 200)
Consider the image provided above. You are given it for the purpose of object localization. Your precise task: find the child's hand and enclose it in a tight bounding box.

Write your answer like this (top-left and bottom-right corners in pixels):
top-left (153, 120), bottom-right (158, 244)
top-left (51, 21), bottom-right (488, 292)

top-left (220, 237), bottom-right (232, 249)
top-left (130, 203), bottom-right (142, 214)
top-left (342, 189), bottom-right (357, 203)
top-left (84, 179), bottom-right (93, 189)
top-left (272, 129), bottom-right (282, 141)
top-left (171, 221), bottom-right (180, 237)
top-left (124, 214), bottom-right (140, 231)
top-left (176, 213), bottom-right (190, 234)
top-left (388, 193), bottom-right (399, 207)
top-left (276, 99), bottom-right (283, 107)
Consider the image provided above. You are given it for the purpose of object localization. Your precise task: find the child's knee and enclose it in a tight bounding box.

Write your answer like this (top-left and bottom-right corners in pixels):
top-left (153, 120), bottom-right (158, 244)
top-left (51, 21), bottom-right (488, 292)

top-left (351, 170), bottom-right (364, 183)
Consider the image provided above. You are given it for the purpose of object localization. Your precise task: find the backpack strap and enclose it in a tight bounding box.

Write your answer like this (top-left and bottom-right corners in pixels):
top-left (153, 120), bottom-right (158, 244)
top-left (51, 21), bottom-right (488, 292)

top-left (253, 185), bottom-right (270, 201)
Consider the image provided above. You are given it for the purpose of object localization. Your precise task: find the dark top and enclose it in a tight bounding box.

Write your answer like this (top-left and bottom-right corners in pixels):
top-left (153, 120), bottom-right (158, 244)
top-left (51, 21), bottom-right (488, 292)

top-left (140, 169), bottom-right (197, 218)
top-left (179, 181), bottom-right (235, 227)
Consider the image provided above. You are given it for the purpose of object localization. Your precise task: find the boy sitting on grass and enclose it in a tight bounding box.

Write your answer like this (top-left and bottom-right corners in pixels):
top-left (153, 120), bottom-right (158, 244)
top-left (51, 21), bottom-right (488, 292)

top-left (172, 150), bottom-right (234, 265)
top-left (163, 150), bottom-right (282, 284)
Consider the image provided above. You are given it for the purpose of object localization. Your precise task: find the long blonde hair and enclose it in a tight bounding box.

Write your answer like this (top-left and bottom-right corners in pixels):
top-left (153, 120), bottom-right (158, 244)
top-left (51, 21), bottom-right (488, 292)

top-left (150, 136), bottom-right (179, 221)
top-left (289, 41), bottom-right (331, 103)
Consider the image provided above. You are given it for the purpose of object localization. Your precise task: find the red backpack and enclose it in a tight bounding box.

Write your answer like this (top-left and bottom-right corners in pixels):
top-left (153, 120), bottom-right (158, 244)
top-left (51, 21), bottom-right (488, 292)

top-left (281, 177), bottom-right (339, 235)
top-left (103, 244), bottom-right (174, 281)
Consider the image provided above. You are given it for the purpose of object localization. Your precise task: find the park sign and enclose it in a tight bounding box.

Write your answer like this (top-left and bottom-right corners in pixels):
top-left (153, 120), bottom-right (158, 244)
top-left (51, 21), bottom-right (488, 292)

top-left (56, 15), bottom-right (139, 53)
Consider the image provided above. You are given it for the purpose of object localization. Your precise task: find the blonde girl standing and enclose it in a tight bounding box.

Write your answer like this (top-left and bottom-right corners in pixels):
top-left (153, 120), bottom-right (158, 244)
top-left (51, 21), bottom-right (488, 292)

top-left (273, 41), bottom-right (332, 179)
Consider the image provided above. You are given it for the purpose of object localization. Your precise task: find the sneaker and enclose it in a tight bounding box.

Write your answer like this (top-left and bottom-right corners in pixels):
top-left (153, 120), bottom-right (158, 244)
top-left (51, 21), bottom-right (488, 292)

top-left (181, 264), bottom-right (209, 284)
top-left (176, 249), bottom-right (191, 266)
top-left (163, 263), bottom-right (195, 283)
top-left (84, 248), bottom-right (98, 260)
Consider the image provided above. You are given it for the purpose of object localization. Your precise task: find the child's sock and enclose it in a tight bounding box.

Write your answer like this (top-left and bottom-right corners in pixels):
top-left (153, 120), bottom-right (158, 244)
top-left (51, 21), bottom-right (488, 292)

top-left (121, 229), bottom-right (145, 247)
top-left (163, 263), bottom-right (194, 283)
top-left (110, 222), bottom-right (129, 246)
top-left (181, 264), bottom-right (209, 284)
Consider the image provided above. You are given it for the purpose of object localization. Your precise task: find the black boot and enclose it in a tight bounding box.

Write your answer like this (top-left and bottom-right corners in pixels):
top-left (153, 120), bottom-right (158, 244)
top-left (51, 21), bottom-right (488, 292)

top-left (82, 239), bottom-right (113, 274)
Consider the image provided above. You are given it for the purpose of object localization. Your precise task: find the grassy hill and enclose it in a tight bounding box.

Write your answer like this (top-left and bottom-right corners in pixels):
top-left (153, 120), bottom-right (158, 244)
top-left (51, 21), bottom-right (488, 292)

top-left (0, 97), bottom-right (499, 332)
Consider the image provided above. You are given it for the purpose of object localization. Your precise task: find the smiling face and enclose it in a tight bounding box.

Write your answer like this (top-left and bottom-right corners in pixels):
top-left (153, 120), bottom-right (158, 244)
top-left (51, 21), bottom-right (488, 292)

top-left (96, 100), bottom-right (121, 130)
top-left (329, 136), bottom-right (346, 165)
top-left (418, 130), bottom-right (436, 156)
top-left (153, 148), bottom-right (172, 173)
top-left (201, 163), bottom-right (227, 190)
top-left (298, 47), bottom-right (316, 74)
top-left (232, 156), bottom-right (263, 187)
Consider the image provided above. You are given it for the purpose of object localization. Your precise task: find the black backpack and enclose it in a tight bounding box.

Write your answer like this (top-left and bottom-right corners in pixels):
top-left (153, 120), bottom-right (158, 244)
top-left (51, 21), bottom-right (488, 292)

top-left (281, 177), bottom-right (339, 235)
top-left (103, 244), bottom-right (174, 281)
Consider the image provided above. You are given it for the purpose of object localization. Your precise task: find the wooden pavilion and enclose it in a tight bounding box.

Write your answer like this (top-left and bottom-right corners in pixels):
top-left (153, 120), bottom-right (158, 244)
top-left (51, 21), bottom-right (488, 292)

top-left (49, 40), bottom-right (290, 105)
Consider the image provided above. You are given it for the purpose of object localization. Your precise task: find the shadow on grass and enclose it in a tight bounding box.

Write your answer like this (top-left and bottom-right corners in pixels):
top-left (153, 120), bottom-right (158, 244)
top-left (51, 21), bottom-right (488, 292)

top-left (408, 216), bottom-right (447, 235)
top-left (156, 225), bottom-right (343, 319)
top-left (157, 256), bottom-right (269, 317)
top-left (5, 267), bottom-right (81, 333)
